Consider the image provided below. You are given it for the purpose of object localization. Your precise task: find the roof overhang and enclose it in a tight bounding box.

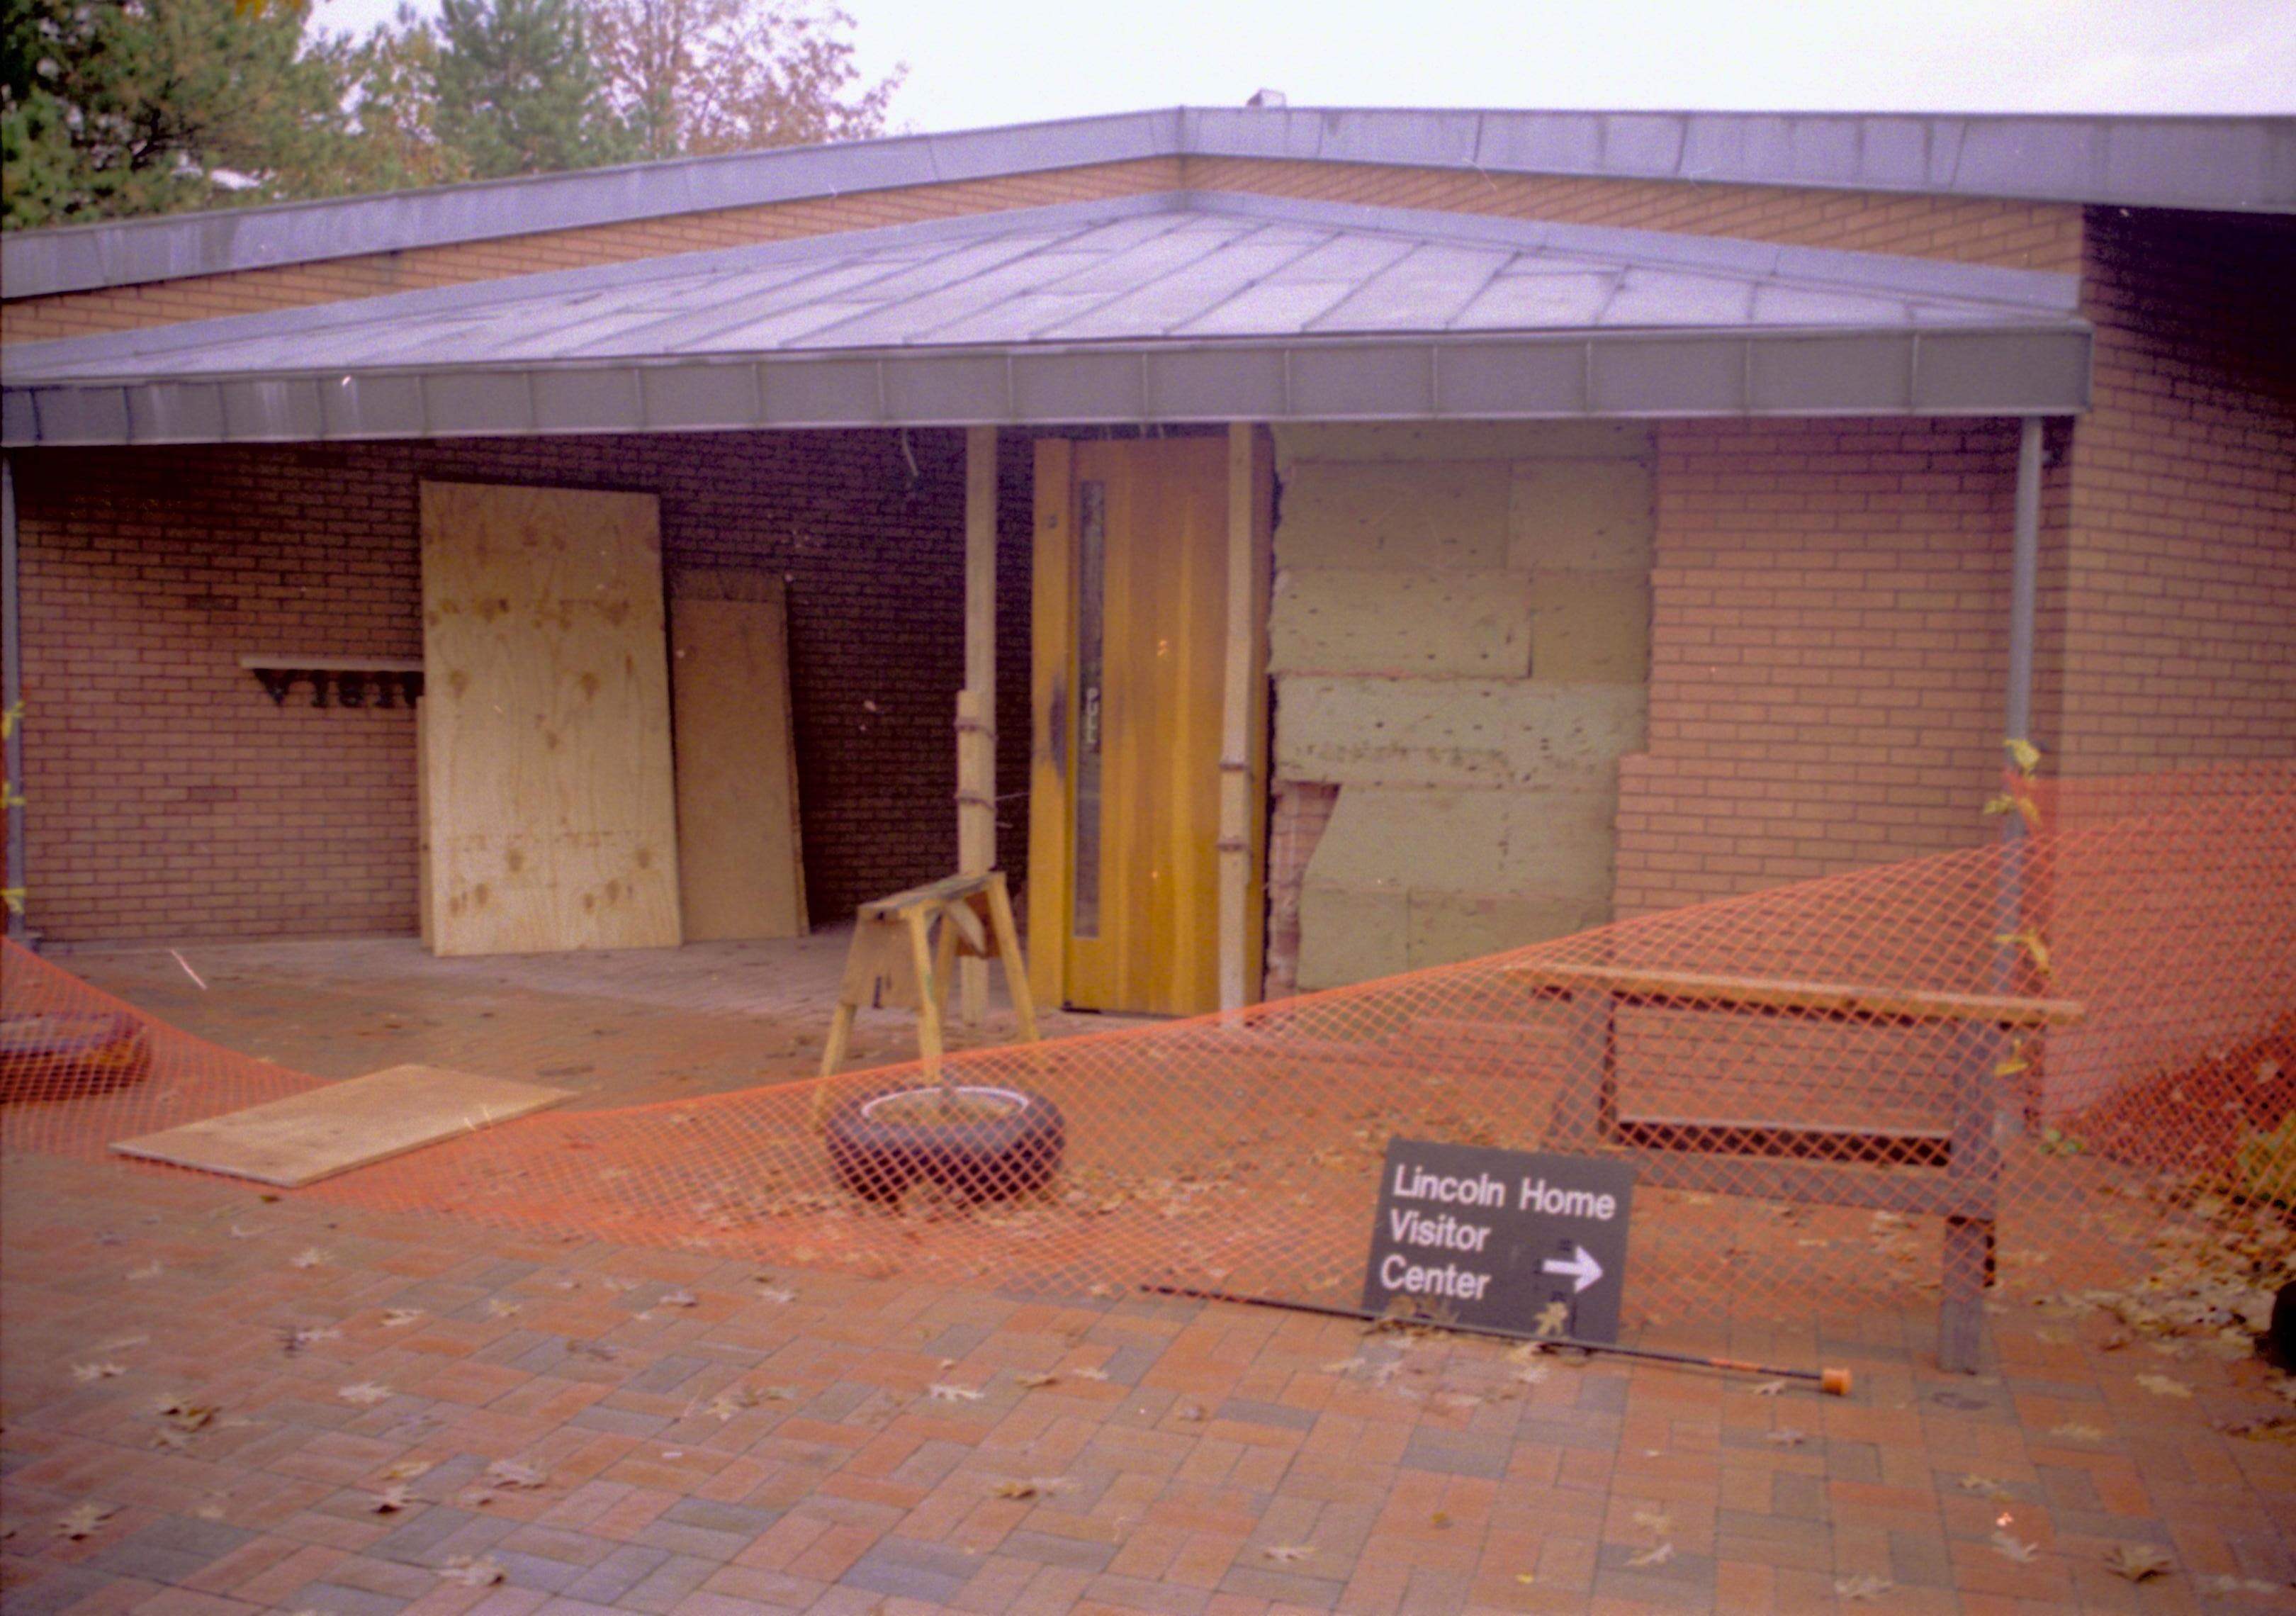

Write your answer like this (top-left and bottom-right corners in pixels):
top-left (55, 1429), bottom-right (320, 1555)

top-left (0, 193), bottom-right (2092, 447)
top-left (2, 106), bottom-right (2289, 301)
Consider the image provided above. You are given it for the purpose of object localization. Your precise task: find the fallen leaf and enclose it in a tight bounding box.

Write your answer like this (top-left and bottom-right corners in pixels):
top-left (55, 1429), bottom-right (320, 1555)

top-left (658, 1289), bottom-right (698, 1308)
top-left (1751, 1379), bottom-right (1787, 1396)
top-left (1015, 1372), bottom-right (1059, 1389)
top-left (2102, 1542), bottom-right (2173, 1582)
top-left (229, 1225), bottom-right (259, 1239)
top-left (337, 1383), bottom-right (393, 1406)
top-left (1835, 1573), bottom-right (1893, 1601)
top-left (1990, 1531), bottom-right (2039, 1565)
top-left (279, 1326), bottom-right (339, 1356)
top-left (368, 1483), bottom-right (415, 1514)
top-left (1430, 1510), bottom-right (1452, 1529)
top-left (1765, 1427), bottom-right (1808, 1447)
top-left (484, 1300), bottom-right (522, 1318)
top-left (1174, 1403), bottom-right (1206, 1422)
top-left (482, 1460), bottom-right (547, 1490)
top-left (126, 1262), bottom-right (162, 1281)
top-left (289, 1248), bottom-right (330, 1269)
top-left (1319, 1357), bottom-right (1365, 1375)
top-left (2049, 1422), bottom-right (2105, 1440)
top-left (54, 1502), bottom-right (116, 1540)
top-left (702, 1388), bottom-right (757, 1421)
top-left (381, 1459), bottom-right (433, 1481)
top-left (928, 1384), bottom-right (985, 1402)
top-left (1263, 1544), bottom-right (1315, 1563)
top-left (1626, 1542), bottom-right (1675, 1568)
top-left (154, 1394), bottom-right (215, 1434)
top-left (380, 1308), bottom-right (423, 1328)
top-left (191, 1498), bottom-right (226, 1522)
top-left (753, 1285), bottom-right (796, 1304)
top-left (1514, 1364), bottom-right (1550, 1386)
top-left (70, 1362), bottom-right (125, 1384)
top-left (1071, 1367), bottom-right (1110, 1381)
top-left (2135, 1373), bottom-right (2192, 1398)
top-left (991, 1476), bottom-right (1068, 1499)
top-left (1957, 1474), bottom-right (2009, 1497)
top-left (437, 1556), bottom-right (505, 1587)
top-left (1632, 1508), bottom-right (1672, 1534)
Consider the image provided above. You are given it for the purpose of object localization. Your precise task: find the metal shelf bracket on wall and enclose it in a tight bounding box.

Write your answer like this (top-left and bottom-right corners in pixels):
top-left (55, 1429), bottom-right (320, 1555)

top-left (238, 656), bottom-right (424, 709)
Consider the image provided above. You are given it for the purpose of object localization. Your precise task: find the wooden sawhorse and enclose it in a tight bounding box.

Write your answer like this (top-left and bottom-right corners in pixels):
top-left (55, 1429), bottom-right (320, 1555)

top-left (813, 872), bottom-right (1040, 1117)
top-left (1508, 963), bottom-right (2083, 1374)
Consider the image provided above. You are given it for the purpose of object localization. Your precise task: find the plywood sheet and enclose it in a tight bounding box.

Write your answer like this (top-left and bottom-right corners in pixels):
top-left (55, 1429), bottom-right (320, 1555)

top-left (110, 1065), bottom-right (571, 1187)
top-left (420, 481), bottom-right (682, 955)
top-left (668, 571), bottom-right (807, 941)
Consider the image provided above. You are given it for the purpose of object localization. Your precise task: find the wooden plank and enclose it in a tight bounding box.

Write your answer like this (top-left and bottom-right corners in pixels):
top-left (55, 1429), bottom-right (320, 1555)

top-left (111, 1065), bottom-right (571, 1188)
top-left (415, 701), bottom-right (433, 950)
top-left (420, 481), bottom-right (682, 956)
top-left (668, 571), bottom-right (806, 942)
top-left (960, 426), bottom-right (999, 1024)
top-left (1619, 1149), bottom-right (1991, 1218)
top-left (1027, 438), bottom-right (1075, 1012)
top-left (1509, 963), bottom-right (2083, 1027)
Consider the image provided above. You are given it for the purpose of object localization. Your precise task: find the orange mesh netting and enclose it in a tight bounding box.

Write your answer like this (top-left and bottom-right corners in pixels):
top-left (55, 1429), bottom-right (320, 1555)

top-left (6, 764), bottom-right (2292, 1336)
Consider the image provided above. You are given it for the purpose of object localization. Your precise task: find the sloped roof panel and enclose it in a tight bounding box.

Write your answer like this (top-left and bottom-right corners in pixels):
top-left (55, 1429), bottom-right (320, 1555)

top-left (1, 191), bottom-right (2090, 445)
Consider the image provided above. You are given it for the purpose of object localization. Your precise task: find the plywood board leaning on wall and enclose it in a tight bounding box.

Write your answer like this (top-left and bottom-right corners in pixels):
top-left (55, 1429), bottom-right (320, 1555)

top-left (668, 569), bottom-right (808, 941)
top-left (420, 481), bottom-right (682, 956)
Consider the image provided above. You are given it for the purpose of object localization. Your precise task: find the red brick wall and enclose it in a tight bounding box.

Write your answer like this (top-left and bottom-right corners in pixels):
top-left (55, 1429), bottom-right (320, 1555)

top-left (1613, 419), bottom-right (2021, 916)
top-left (2046, 208), bottom-right (2296, 778)
top-left (13, 430), bottom-right (1034, 943)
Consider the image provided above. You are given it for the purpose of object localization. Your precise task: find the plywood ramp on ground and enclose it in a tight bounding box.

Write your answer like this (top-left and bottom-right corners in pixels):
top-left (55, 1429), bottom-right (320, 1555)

top-left (420, 481), bottom-right (682, 955)
top-left (110, 1065), bottom-right (572, 1187)
top-left (669, 569), bottom-right (807, 941)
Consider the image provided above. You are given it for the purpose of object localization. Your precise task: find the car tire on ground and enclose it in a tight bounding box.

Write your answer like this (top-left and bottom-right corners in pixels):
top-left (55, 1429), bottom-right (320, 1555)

top-left (824, 1082), bottom-right (1064, 1203)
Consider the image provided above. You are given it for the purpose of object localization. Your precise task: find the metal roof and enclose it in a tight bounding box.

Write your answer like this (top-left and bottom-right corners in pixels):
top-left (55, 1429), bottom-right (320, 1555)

top-left (4, 106), bottom-right (2290, 301)
top-left (0, 191), bottom-right (2090, 447)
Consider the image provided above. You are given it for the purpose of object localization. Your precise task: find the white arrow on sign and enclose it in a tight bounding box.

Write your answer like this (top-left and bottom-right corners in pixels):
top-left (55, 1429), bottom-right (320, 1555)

top-left (1541, 1244), bottom-right (1604, 1293)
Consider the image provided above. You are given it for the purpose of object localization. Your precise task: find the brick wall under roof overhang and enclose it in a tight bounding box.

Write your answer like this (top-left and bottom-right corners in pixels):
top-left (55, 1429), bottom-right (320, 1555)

top-left (10, 430), bottom-right (1036, 943)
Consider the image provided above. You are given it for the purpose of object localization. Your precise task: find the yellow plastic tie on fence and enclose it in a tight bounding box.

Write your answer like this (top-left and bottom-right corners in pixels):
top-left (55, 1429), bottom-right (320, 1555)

top-left (1993, 928), bottom-right (2054, 982)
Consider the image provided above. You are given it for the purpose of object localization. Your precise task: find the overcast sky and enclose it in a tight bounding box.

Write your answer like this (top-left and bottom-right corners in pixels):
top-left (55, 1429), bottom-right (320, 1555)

top-left (308, 0), bottom-right (2296, 128)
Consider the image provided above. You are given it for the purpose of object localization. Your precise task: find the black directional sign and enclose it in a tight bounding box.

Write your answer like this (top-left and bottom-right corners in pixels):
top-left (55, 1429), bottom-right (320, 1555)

top-left (1361, 1138), bottom-right (1636, 1343)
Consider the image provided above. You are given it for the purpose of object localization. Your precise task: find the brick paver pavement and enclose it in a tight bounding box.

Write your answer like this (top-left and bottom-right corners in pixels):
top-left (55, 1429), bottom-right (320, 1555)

top-left (4, 1152), bottom-right (2292, 1615)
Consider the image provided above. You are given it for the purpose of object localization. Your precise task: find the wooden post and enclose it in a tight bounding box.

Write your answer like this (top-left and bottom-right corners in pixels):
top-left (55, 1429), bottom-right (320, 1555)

top-left (1217, 423), bottom-right (1256, 1014)
top-left (958, 425), bottom-right (998, 1024)
top-left (1026, 439), bottom-right (1074, 1014)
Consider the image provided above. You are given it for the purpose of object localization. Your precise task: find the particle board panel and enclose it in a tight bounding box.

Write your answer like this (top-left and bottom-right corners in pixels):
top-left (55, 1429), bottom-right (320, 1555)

top-left (420, 481), bottom-right (682, 955)
top-left (668, 569), bottom-right (807, 941)
top-left (110, 1065), bottom-right (573, 1187)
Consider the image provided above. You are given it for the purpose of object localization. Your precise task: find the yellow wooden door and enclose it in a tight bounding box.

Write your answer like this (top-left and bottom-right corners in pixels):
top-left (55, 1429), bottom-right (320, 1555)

top-left (1041, 438), bottom-right (1231, 1015)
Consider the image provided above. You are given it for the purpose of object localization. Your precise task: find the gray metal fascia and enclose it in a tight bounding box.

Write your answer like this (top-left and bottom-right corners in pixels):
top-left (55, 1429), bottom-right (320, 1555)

top-left (1, 324), bottom-right (2090, 447)
top-left (6, 106), bottom-right (2287, 303)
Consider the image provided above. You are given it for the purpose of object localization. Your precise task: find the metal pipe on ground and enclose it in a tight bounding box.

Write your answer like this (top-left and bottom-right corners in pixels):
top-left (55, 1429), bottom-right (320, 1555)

top-left (1146, 1284), bottom-right (1853, 1395)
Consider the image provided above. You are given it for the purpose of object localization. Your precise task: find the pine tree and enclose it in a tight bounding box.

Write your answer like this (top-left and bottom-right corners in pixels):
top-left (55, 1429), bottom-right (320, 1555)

top-left (1, 0), bottom-right (362, 228)
top-left (434, 0), bottom-right (636, 179)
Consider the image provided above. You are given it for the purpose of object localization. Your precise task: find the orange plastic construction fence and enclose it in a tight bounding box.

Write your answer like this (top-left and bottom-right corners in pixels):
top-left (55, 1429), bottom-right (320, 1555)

top-left (6, 764), bottom-right (2292, 1350)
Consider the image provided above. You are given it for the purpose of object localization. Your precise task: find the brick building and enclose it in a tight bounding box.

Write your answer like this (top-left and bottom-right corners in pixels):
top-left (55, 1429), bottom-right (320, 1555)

top-left (2, 108), bottom-right (2290, 1017)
